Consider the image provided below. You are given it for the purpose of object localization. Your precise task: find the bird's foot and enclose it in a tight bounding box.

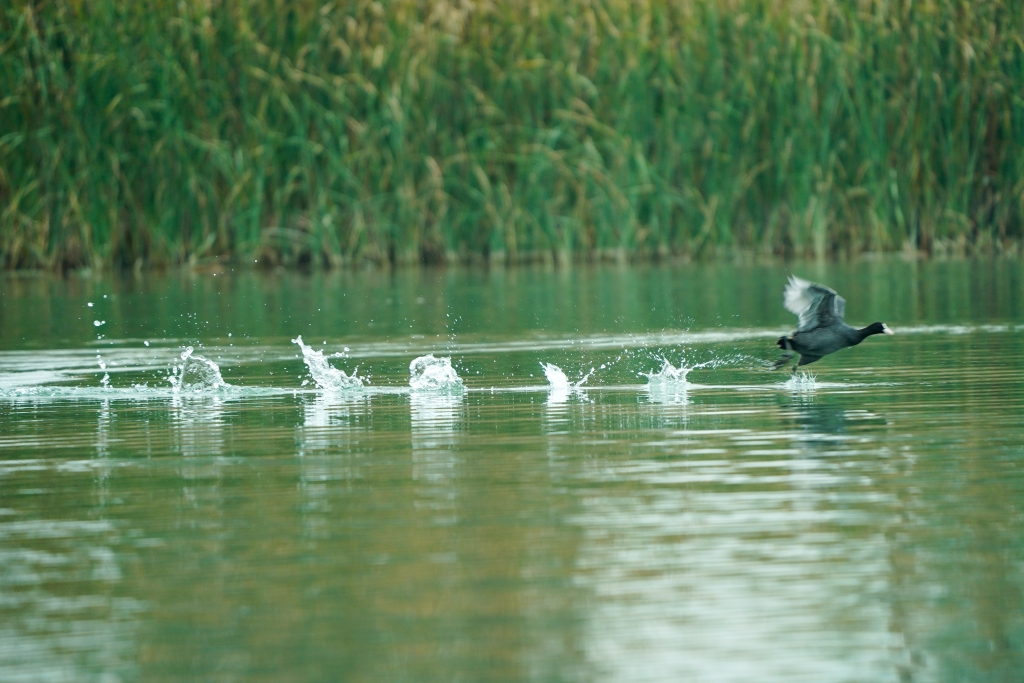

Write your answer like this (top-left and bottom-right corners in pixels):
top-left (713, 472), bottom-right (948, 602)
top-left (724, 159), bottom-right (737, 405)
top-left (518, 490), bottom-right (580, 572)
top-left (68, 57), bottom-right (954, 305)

top-left (771, 353), bottom-right (794, 371)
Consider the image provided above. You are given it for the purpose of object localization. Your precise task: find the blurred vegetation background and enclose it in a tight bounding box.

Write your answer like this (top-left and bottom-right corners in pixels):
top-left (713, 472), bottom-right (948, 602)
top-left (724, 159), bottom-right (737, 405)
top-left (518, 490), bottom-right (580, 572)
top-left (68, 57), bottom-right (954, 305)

top-left (1, 0), bottom-right (1023, 270)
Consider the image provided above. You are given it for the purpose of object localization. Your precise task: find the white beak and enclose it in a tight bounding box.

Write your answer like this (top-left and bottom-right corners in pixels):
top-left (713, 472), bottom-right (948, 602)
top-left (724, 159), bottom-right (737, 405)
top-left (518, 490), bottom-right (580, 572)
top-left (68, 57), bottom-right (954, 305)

top-left (882, 323), bottom-right (894, 335)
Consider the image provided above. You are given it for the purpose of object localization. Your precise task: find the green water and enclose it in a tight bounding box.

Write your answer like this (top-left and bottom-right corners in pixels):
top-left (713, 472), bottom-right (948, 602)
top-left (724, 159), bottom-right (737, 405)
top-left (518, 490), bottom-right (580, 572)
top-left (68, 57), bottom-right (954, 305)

top-left (2, 260), bottom-right (1024, 683)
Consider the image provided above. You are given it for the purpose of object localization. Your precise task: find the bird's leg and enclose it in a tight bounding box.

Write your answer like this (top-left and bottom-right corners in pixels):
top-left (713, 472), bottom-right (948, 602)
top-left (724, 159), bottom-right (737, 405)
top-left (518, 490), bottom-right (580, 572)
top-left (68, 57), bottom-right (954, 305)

top-left (771, 352), bottom-right (795, 371)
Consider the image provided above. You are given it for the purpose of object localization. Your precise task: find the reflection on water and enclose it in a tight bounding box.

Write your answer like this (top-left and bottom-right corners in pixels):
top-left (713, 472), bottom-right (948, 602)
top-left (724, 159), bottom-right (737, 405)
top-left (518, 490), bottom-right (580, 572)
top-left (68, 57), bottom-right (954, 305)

top-left (410, 392), bottom-right (463, 445)
top-left (567, 396), bottom-right (896, 682)
top-left (1, 261), bottom-right (1024, 682)
top-left (96, 398), bottom-right (111, 459)
top-left (785, 396), bottom-right (850, 436)
top-left (546, 384), bottom-right (572, 406)
top-left (298, 393), bottom-right (370, 457)
top-left (574, 477), bottom-right (897, 681)
top-left (411, 392), bottom-right (464, 528)
top-left (0, 473), bottom-right (141, 683)
top-left (298, 394), bottom-right (371, 541)
top-left (646, 382), bottom-right (690, 406)
top-left (171, 394), bottom-right (226, 459)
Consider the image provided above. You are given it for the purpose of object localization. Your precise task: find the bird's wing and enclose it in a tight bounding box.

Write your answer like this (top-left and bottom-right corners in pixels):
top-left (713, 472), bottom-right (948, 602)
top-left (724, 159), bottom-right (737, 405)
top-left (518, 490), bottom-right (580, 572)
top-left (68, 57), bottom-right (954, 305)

top-left (783, 276), bottom-right (846, 331)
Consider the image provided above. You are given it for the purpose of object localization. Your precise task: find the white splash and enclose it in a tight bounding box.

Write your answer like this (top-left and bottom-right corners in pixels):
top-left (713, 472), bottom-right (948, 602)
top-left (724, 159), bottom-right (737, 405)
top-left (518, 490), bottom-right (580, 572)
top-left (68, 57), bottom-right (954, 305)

top-left (643, 356), bottom-right (724, 403)
top-left (409, 354), bottom-right (464, 392)
top-left (541, 362), bottom-right (570, 390)
top-left (540, 362), bottom-right (594, 389)
top-left (644, 359), bottom-right (695, 386)
top-left (540, 362), bottom-right (593, 405)
top-left (97, 355), bottom-right (110, 389)
top-left (644, 359), bottom-right (695, 404)
top-left (785, 371), bottom-right (817, 392)
top-left (293, 336), bottom-right (364, 391)
top-left (644, 356), bottom-right (720, 387)
top-left (170, 346), bottom-right (229, 392)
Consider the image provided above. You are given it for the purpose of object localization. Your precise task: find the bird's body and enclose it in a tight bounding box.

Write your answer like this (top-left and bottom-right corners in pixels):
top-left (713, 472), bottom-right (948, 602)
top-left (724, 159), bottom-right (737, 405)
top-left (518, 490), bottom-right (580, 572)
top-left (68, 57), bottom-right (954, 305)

top-left (773, 276), bottom-right (893, 371)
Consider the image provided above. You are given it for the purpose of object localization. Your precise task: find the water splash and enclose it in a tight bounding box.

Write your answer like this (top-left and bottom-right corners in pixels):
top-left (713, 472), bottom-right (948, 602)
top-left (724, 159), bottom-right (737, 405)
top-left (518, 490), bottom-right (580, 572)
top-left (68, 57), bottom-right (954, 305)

top-left (785, 371), bottom-right (817, 392)
top-left (540, 362), bottom-right (594, 390)
top-left (293, 336), bottom-right (364, 391)
top-left (97, 354), bottom-right (110, 389)
top-left (644, 359), bottom-right (696, 386)
top-left (541, 362), bottom-right (571, 390)
top-left (409, 355), bottom-right (464, 392)
top-left (643, 359), bottom-right (696, 405)
top-left (169, 347), bottom-right (229, 393)
top-left (643, 356), bottom-right (721, 387)
top-left (540, 362), bottom-right (594, 405)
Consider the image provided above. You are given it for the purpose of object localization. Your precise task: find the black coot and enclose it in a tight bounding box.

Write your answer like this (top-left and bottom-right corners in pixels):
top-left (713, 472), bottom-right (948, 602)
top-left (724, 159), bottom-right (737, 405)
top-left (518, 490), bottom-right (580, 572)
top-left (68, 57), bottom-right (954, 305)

top-left (773, 276), bottom-right (893, 371)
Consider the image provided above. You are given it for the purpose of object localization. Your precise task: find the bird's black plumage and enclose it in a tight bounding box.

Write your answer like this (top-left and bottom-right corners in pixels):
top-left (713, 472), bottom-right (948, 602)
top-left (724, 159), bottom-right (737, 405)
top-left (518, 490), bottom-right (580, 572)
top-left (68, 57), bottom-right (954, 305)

top-left (773, 276), bottom-right (893, 371)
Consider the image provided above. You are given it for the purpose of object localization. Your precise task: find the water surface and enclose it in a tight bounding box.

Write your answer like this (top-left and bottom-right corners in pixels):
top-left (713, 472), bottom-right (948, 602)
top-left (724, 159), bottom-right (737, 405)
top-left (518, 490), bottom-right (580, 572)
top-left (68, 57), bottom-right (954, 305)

top-left (2, 260), bottom-right (1023, 682)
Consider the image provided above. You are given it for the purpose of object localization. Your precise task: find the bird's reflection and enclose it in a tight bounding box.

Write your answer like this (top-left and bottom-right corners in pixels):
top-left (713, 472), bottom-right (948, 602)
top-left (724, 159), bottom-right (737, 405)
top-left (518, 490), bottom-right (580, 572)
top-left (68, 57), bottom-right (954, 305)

top-left (787, 398), bottom-right (849, 437)
top-left (783, 396), bottom-right (888, 442)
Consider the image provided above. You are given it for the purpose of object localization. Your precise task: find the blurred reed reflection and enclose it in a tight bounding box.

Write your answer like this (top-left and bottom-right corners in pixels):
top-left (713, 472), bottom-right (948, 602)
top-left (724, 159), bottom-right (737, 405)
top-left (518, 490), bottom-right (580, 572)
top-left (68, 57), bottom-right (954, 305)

top-left (0, 437), bottom-right (140, 683)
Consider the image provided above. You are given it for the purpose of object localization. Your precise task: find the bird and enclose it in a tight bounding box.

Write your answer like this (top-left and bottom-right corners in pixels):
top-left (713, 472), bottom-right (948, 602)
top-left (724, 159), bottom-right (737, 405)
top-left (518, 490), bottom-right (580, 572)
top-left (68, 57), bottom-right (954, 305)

top-left (773, 276), bottom-right (893, 371)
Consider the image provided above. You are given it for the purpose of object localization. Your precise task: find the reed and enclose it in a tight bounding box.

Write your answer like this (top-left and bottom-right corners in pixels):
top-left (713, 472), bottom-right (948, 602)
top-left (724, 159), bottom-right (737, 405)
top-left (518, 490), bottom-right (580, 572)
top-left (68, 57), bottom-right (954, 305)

top-left (2, 0), bottom-right (1022, 269)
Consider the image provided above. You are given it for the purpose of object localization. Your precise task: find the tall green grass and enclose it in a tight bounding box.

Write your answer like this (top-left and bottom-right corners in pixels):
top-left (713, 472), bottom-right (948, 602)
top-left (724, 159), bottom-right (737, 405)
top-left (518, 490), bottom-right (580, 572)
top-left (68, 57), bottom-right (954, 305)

top-left (2, 0), bottom-right (1023, 269)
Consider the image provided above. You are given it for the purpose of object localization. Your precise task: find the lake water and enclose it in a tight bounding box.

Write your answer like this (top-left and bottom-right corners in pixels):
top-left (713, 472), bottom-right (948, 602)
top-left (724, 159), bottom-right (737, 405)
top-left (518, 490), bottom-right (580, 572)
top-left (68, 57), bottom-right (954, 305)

top-left (2, 259), bottom-right (1023, 683)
